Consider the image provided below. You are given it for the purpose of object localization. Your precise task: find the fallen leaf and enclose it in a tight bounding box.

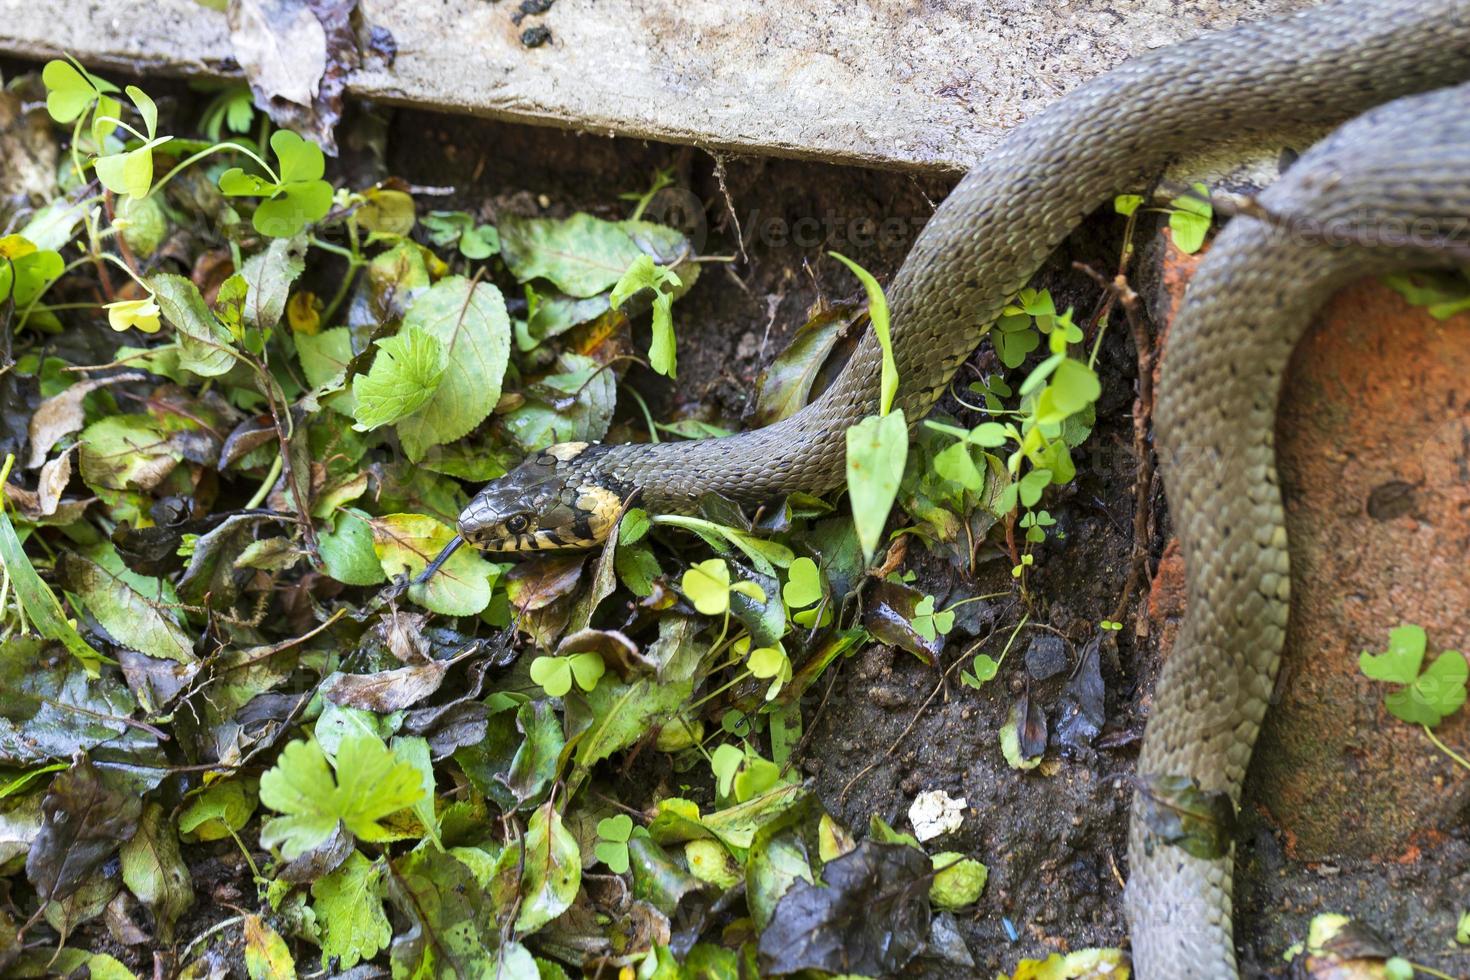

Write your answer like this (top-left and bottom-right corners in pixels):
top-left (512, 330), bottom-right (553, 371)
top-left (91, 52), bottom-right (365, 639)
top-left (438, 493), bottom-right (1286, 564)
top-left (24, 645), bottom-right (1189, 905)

top-left (27, 757), bottom-right (143, 903)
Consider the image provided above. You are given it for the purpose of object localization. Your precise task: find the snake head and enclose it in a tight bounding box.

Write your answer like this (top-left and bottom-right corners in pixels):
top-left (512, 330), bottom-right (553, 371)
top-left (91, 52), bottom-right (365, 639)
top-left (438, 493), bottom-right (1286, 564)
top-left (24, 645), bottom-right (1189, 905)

top-left (457, 442), bottom-right (624, 553)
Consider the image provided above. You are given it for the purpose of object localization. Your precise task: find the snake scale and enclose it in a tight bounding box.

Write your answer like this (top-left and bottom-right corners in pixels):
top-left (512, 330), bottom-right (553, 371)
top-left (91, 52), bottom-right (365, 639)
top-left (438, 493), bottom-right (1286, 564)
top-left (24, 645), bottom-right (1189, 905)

top-left (453, 0), bottom-right (1470, 973)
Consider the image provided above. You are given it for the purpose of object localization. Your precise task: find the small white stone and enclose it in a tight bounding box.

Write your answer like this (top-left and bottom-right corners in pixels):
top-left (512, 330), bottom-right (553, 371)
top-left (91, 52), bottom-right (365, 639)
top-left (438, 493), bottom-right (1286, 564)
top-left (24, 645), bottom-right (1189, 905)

top-left (908, 789), bottom-right (966, 842)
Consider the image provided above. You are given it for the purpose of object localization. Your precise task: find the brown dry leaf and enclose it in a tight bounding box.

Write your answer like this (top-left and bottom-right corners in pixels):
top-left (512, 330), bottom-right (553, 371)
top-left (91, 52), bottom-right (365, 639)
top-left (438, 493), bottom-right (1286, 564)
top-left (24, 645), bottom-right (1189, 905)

top-left (26, 757), bottom-right (143, 903)
top-left (506, 555), bottom-right (586, 613)
top-left (26, 373), bottom-right (146, 469)
top-left (320, 660), bottom-right (449, 712)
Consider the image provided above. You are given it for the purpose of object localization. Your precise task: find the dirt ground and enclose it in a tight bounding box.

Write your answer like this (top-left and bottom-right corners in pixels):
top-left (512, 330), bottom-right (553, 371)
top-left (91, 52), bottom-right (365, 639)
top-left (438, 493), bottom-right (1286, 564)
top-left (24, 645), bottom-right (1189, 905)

top-left (4, 62), bottom-right (1465, 974)
top-left (388, 102), bottom-right (1469, 975)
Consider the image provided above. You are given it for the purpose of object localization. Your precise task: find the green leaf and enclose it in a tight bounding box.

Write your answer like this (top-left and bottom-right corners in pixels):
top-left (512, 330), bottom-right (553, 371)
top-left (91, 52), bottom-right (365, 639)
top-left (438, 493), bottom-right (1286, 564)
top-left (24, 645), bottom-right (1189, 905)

top-left (568, 651), bottom-right (606, 692)
top-left (61, 547), bottom-right (194, 663)
top-left (149, 273), bottom-right (237, 377)
top-left (682, 558), bottom-right (731, 616)
top-left (1114, 194), bottom-right (1143, 216)
top-left (830, 252), bottom-right (896, 415)
top-left (619, 508), bottom-right (652, 544)
top-left (351, 327), bottom-right (448, 432)
top-left (1385, 650), bottom-right (1467, 727)
top-left (529, 657), bottom-right (573, 698)
top-left (95, 143), bottom-right (164, 201)
top-left (317, 508), bottom-right (386, 586)
top-left (270, 129), bottom-right (324, 184)
top-left (710, 744), bottom-right (743, 800)
top-left (846, 409), bottom-right (909, 564)
top-left (492, 801), bottom-right (581, 933)
top-left (932, 440), bottom-right (984, 491)
top-left (597, 814), bottom-right (634, 843)
top-left (1169, 182), bottom-right (1212, 254)
top-left (570, 676), bottom-right (694, 780)
top-left (648, 291), bottom-right (678, 377)
top-left (258, 735), bottom-right (425, 859)
top-left (393, 277), bottom-right (511, 460)
top-left (178, 779), bottom-right (257, 841)
top-left (241, 234), bottom-right (306, 332)
top-left (219, 130), bottom-right (332, 238)
top-left (392, 736), bottom-right (442, 848)
top-left (244, 914), bottom-right (295, 980)
top-left (125, 85), bottom-right (158, 138)
top-left (1046, 359), bottom-right (1101, 417)
top-left (42, 60), bottom-right (101, 123)
top-left (594, 839), bottom-right (630, 874)
top-left (782, 556), bottom-right (822, 610)
top-left (371, 514), bottom-right (497, 616)
top-left (1359, 624), bottom-right (1426, 685)
top-left (119, 802), bottom-right (194, 943)
top-left (0, 236), bottom-right (64, 308)
top-left (929, 853), bottom-right (987, 910)
top-left (386, 848), bottom-right (499, 975)
top-left (0, 500), bottom-right (105, 672)
top-left (499, 212), bottom-right (647, 297)
top-left (311, 851), bottom-right (390, 970)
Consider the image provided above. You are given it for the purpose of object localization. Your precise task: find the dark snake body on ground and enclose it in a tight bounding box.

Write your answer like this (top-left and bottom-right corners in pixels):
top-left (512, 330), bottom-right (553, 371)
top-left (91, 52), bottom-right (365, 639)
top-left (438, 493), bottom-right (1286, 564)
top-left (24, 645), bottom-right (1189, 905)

top-left (452, 1), bottom-right (1470, 974)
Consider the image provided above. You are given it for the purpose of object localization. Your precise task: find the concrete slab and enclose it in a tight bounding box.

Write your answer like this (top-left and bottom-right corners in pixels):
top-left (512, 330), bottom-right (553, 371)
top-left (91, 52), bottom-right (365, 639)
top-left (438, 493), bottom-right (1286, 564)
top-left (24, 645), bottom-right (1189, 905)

top-left (0, 0), bottom-right (1314, 171)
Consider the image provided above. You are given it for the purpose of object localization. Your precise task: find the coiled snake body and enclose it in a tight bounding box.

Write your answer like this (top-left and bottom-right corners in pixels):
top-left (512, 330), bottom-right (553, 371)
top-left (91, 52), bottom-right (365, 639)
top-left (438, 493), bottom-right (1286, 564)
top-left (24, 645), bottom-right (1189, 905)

top-left (456, 1), bottom-right (1470, 973)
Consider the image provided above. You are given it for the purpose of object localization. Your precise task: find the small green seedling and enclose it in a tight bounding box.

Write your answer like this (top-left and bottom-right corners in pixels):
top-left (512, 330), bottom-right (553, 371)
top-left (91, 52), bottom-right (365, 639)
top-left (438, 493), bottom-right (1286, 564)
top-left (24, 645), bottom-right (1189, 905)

top-left (960, 653), bottom-right (1000, 690)
top-left (594, 814), bottom-right (634, 874)
top-left (1359, 624), bottom-right (1467, 727)
top-left (529, 652), bottom-right (606, 698)
top-left (219, 129), bottom-right (334, 238)
top-left (910, 594), bottom-right (955, 642)
top-left (611, 255), bottom-right (682, 377)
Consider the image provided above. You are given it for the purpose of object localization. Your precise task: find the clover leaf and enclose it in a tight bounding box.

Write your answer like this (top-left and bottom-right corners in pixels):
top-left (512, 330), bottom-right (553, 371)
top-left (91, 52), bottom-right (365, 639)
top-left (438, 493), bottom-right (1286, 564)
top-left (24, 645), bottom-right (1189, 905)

top-left (1360, 624), bottom-right (1468, 727)
top-left (681, 558), bottom-right (730, 616)
top-left (960, 653), bottom-right (999, 690)
top-left (911, 595), bottom-right (955, 642)
top-left (1169, 182), bottom-right (1212, 253)
top-left (782, 557), bottom-right (822, 610)
top-left (219, 129), bottom-right (333, 238)
top-left (594, 814), bottom-right (634, 874)
top-left (0, 235), bottom-right (64, 308)
top-left (41, 58), bottom-right (120, 143)
top-left (529, 652), bottom-right (605, 698)
top-left (93, 85), bottom-right (172, 201)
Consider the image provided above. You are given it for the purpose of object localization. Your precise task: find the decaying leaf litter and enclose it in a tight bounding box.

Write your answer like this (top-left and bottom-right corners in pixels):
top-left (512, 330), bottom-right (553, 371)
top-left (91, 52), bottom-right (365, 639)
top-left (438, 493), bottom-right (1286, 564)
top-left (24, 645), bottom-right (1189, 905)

top-left (2, 23), bottom-right (1467, 980)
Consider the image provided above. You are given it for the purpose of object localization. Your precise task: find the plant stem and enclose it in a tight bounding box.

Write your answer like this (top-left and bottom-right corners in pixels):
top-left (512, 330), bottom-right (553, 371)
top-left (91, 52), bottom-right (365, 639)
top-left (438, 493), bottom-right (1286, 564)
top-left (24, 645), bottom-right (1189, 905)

top-left (149, 141), bottom-right (278, 200)
top-left (245, 453), bottom-right (284, 510)
top-left (1422, 725), bottom-right (1470, 773)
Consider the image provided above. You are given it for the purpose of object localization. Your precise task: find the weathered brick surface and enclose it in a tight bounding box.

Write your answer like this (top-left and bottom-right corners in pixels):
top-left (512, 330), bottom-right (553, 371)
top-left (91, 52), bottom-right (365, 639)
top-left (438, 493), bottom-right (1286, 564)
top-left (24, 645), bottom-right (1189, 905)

top-left (1152, 236), bottom-right (1470, 859)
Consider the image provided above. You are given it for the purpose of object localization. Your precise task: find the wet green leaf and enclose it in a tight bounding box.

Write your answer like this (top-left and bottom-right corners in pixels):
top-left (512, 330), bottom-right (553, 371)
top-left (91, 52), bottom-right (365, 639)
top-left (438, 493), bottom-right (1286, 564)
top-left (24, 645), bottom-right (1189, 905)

top-left (500, 212), bottom-right (647, 297)
top-left (311, 850), bottom-right (389, 969)
top-left (120, 802), bottom-right (193, 942)
top-left (258, 735), bottom-right (424, 859)
top-left (371, 513), bottom-right (497, 615)
top-left (393, 277), bottom-right (511, 460)
top-left (351, 327), bottom-right (447, 431)
top-left (846, 409), bottom-right (908, 565)
top-left (491, 800), bottom-right (580, 933)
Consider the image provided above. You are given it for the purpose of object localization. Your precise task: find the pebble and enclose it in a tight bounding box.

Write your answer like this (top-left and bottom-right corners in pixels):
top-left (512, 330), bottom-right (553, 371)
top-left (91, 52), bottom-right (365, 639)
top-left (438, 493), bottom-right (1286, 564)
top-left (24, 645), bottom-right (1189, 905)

top-left (1025, 633), bottom-right (1070, 680)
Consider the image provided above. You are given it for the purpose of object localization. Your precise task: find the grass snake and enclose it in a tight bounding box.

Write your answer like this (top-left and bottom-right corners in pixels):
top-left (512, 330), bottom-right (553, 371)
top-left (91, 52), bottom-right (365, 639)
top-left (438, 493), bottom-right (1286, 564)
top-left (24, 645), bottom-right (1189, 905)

top-left (453, 0), bottom-right (1470, 972)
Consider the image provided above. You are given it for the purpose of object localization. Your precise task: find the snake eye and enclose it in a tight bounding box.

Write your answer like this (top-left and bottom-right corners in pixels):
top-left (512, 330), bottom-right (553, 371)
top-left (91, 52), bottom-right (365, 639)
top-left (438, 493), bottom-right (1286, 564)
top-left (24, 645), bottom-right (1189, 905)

top-left (505, 515), bottom-right (529, 534)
